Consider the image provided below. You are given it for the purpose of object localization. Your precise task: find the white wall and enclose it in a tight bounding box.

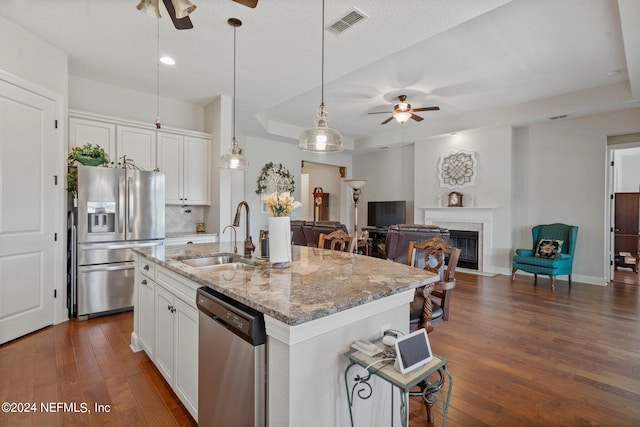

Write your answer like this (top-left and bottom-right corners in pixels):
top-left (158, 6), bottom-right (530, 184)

top-left (69, 76), bottom-right (204, 131)
top-left (415, 127), bottom-right (513, 273)
top-left (514, 107), bottom-right (640, 284)
top-left (353, 145), bottom-right (415, 228)
top-left (618, 151), bottom-right (640, 192)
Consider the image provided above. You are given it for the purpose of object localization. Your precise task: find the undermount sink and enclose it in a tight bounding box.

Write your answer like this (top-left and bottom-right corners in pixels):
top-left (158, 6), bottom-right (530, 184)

top-left (178, 253), bottom-right (261, 272)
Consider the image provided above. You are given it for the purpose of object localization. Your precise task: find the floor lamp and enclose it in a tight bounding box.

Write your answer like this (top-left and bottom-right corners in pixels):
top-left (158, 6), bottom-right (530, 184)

top-left (345, 179), bottom-right (367, 237)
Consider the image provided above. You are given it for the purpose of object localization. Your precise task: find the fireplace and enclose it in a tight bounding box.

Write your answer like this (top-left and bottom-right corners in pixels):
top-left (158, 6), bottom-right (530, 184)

top-left (449, 230), bottom-right (479, 270)
top-left (423, 207), bottom-right (495, 273)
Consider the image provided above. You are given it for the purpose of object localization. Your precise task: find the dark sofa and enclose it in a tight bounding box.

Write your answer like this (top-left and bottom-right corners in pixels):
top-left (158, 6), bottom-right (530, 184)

top-left (290, 220), bottom-right (349, 247)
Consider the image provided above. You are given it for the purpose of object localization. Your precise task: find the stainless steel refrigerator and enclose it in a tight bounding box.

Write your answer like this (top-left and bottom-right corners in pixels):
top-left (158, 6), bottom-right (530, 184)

top-left (69, 165), bottom-right (165, 318)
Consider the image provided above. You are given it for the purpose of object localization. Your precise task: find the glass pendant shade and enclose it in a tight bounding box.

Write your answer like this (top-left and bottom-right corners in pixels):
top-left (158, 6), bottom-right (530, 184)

top-left (345, 179), bottom-right (367, 190)
top-left (299, 103), bottom-right (344, 152)
top-left (219, 138), bottom-right (249, 170)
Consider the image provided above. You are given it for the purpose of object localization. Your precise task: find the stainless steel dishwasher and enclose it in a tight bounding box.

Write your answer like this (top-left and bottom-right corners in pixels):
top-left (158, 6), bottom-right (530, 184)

top-left (196, 287), bottom-right (266, 427)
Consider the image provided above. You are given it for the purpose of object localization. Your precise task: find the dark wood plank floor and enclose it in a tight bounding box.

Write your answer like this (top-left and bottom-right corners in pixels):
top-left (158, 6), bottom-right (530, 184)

top-left (1, 271), bottom-right (638, 426)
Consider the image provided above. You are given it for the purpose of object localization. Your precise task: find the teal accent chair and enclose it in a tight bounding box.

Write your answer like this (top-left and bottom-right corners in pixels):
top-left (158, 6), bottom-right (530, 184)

top-left (511, 223), bottom-right (578, 289)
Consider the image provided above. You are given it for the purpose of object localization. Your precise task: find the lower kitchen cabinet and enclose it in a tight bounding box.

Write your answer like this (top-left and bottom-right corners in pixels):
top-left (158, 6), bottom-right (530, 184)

top-left (154, 284), bottom-right (199, 420)
top-left (132, 255), bottom-right (198, 421)
top-left (137, 274), bottom-right (155, 358)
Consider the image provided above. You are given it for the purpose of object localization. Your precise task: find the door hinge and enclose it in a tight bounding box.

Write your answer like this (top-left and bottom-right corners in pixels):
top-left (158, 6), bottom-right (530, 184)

top-left (610, 260), bottom-right (613, 266)
top-left (54, 232), bottom-right (57, 241)
top-left (611, 160), bottom-right (614, 166)
top-left (54, 289), bottom-right (57, 298)
top-left (611, 194), bottom-right (614, 200)
top-left (55, 120), bottom-right (58, 129)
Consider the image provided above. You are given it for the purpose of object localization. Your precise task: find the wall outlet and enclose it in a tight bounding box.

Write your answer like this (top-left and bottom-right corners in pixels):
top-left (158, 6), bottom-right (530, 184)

top-left (380, 324), bottom-right (390, 337)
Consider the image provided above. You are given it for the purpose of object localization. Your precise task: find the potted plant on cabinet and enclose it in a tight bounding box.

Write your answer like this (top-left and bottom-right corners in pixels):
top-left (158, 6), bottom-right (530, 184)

top-left (66, 143), bottom-right (110, 196)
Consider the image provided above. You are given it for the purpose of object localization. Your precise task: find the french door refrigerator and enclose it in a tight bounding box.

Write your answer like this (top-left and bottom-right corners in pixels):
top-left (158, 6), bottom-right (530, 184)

top-left (70, 165), bottom-right (165, 318)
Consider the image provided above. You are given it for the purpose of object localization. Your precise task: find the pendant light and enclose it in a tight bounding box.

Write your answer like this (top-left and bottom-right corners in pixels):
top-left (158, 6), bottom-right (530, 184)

top-left (155, 16), bottom-right (162, 129)
top-left (299, 0), bottom-right (344, 152)
top-left (219, 18), bottom-right (249, 170)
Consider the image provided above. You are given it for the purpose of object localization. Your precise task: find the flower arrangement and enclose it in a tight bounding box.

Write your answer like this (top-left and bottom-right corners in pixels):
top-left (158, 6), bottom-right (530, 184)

top-left (262, 192), bottom-right (301, 217)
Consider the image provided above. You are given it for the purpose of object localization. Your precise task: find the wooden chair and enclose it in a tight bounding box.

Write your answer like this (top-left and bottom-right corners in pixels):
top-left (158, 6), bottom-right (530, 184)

top-left (406, 237), bottom-right (461, 332)
top-left (317, 230), bottom-right (356, 253)
top-left (406, 237), bottom-right (460, 425)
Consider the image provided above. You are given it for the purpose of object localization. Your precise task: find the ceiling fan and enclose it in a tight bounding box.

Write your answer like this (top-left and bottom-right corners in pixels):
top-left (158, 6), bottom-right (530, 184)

top-left (368, 95), bottom-right (440, 124)
top-left (137, 0), bottom-right (258, 30)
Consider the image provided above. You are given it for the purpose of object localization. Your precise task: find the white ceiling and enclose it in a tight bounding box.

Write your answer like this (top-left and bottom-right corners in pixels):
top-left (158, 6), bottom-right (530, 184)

top-left (1, 0), bottom-right (638, 152)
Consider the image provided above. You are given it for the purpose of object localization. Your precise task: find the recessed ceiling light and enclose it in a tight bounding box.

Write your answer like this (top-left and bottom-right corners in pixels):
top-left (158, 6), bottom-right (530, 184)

top-left (160, 56), bottom-right (175, 65)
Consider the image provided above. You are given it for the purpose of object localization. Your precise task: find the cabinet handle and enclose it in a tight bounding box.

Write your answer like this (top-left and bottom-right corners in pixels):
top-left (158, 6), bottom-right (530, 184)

top-left (187, 241), bottom-right (193, 244)
top-left (143, 264), bottom-right (150, 271)
top-left (141, 279), bottom-right (147, 285)
top-left (171, 307), bottom-right (176, 313)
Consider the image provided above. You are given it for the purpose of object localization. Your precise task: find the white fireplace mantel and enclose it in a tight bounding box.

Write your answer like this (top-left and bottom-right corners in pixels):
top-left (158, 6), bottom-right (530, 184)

top-left (422, 207), bottom-right (496, 273)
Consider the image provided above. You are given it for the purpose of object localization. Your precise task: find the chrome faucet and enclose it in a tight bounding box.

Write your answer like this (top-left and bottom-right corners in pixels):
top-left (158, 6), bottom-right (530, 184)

top-left (223, 225), bottom-right (238, 254)
top-left (233, 201), bottom-right (255, 256)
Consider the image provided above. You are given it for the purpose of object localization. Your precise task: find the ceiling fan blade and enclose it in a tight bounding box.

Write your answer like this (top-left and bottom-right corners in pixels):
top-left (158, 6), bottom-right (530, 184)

top-left (410, 114), bottom-right (424, 122)
top-left (412, 106), bottom-right (440, 112)
top-left (233, 0), bottom-right (258, 8)
top-left (381, 116), bottom-right (394, 125)
top-left (162, 0), bottom-right (193, 29)
top-left (368, 111), bottom-right (392, 115)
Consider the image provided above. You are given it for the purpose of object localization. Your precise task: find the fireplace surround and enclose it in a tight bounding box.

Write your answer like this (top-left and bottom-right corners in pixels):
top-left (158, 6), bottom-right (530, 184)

top-left (423, 207), bottom-right (495, 273)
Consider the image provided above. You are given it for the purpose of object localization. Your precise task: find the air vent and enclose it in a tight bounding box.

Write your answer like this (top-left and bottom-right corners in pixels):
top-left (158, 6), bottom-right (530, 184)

top-left (327, 8), bottom-right (368, 35)
top-left (549, 114), bottom-right (568, 120)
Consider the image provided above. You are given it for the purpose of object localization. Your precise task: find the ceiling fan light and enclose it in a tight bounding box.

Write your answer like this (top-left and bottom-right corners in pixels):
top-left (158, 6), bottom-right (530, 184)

top-left (136, 0), bottom-right (161, 18)
top-left (393, 111), bottom-right (411, 123)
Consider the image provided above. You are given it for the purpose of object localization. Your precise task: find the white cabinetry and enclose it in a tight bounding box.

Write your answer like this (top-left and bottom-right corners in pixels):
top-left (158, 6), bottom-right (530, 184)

top-left (69, 112), bottom-right (211, 206)
top-left (132, 255), bottom-right (198, 421)
top-left (136, 258), bottom-right (156, 358)
top-left (117, 125), bottom-right (156, 171)
top-left (157, 133), bottom-right (210, 205)
top-left (69, 117), bottom-right (116, 162)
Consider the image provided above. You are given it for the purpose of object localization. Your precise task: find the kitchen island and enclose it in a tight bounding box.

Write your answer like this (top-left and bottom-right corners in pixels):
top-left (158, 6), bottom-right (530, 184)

top-left (131, 242), bottom-right (439, 426)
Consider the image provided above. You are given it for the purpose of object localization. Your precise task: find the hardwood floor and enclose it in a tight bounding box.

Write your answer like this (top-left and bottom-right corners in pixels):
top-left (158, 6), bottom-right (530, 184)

top-left (1, 272), bottom-right (638, 426)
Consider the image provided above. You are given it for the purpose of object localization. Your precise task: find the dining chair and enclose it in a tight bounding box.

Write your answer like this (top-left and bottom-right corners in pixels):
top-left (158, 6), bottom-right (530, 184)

top-left (317, 230), bottom-right (356, 253)
top-left (406, 237), bottom-right (461, 332)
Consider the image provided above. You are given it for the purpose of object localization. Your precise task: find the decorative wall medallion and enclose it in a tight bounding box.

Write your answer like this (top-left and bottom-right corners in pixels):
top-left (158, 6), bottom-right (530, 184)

top-left (438, 150), bottom-right (477, 189)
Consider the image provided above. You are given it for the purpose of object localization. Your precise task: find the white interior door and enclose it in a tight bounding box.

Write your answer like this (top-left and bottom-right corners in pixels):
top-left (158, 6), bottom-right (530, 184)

top-left (0, 79), bottom-right (57, 344)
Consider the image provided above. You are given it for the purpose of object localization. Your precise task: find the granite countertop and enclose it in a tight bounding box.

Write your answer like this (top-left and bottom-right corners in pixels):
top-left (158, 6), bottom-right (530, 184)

top-left (135, 243), bottom-right (438, 326)
top-left (165, 231), bottom-right (218, 239)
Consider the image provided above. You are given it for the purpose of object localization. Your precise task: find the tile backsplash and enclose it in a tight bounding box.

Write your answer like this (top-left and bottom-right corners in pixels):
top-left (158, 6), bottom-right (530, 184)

top-left (166, 205), bottom-right (205, 233)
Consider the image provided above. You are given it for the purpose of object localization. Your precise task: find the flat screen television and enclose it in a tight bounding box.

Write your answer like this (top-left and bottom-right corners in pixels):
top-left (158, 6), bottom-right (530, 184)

top-left (367, 201), bottom-right (406, 228)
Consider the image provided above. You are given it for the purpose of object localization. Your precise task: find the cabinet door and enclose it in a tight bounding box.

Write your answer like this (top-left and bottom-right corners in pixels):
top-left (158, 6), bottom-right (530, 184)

top-left (137, 276), bottom-right (156, 358)
top-left (69, 117), bottom-right (116, 162)
top-left (174, 298), bottom-right (199, 420)
top-left (155, 285), bottom-right (175, 385)
top-left (183, 136), bottom-right (210, 205)
top-left (117, 125), bottom-right (156, 171)
top-left (157, 133), bottom-right (184, 204)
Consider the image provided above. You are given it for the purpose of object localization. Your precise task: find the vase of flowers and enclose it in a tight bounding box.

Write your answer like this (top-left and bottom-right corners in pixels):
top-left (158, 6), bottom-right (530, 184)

top-left (262, 192), bottom-right (301, 268)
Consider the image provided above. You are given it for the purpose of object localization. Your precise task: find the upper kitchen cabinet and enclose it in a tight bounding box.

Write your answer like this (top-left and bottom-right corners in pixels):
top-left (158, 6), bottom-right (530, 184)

top-left (157, 133), bottom-right (210, 205)
top-left (69, 117), bottom-right (117, 162)
top-left (117, 125), bottom-right (156, 171)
